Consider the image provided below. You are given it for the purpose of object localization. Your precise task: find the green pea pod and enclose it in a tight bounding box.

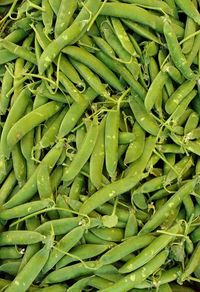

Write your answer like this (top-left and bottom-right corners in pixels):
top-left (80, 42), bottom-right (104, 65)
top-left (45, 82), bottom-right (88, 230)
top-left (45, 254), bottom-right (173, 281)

top-left (0, 231), bottom-right (45, 246)
top-left (124, 122), bottom-right (145, 164)
top-left (99, 234), bottom-right (154, 265)
top-left (0, 87), bottom-right (31, 161)
top-left (7, 101), bottom-right (63, 151)
top-left (0, 199), bottom-right (52, 220)
top-left (56, 243), bottom-right (110, 269)
top-left (140, 178), bottom-right (197, 234)
top-left (163, 20), bottom-right (195, 80)
top-left (4, 141), bottom-right (63, 208)
top-left (129, 92), bottom-right (159, 136)
top-left (5, 236), bottom-right (53, 292)
top-left (62, 121), bottom-right (99, 182)
top-left (100, 250), bottom-right (169, 292)
top-left (79, 174), bottom-right (141, 215)
top-left (145, 71), bottom-right (168, 111)
top-left (42, 225), bottom-right (85, 274)
top-left (105, 107), bottom-right (119, 179)
top-left (120, 224), bottom-right (180, 273)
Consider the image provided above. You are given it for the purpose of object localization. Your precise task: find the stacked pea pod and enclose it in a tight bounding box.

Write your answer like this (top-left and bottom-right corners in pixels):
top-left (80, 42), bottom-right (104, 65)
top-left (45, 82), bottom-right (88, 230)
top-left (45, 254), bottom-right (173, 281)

top-left (0, 0), bottom-right (200, 291)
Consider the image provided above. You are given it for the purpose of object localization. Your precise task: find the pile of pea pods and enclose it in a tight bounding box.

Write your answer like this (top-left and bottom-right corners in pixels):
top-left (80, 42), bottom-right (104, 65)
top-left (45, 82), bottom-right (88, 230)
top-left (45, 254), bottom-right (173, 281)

top-left (0, 0), bottom-right (200, 291)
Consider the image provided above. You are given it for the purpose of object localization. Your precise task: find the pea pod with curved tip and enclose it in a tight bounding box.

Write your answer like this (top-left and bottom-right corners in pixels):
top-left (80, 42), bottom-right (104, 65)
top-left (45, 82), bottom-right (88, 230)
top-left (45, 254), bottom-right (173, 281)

top-left (0, 63), bottom-right (14, 115)
top-left (79, 173), bottom-right (141, 215)
top-left (174, 0), bottom-right (200, 25)
top-left (3, 141), bottom-right (63, 209)
top-left (182, 15), bottom-right (197, 55)
top-left (5, 236), bottom-right (53, 292)
top-left (98, 234), bottom-right (154, 266)
top-left (38, 19), bottom-right (90, 74)
top-left (165, 79), bottom-right (196, 115)
top-left (56, 243), bottom-right (110, 269)
top-left (90, 118), bottom-right (105, 190)
top-left (162, 62), bottom-right (185, 85)
top-left (139, 178), bottom-right (197, 235)
top-left (63, 46), bottom-right (123, 91)
top-left (100, 250), bottom-right (169, 292)
top-left (125, 135), bottom-right (156, 177)
top-left (184, 111), bottom-right (199, 135)
top-left (105, 107), bottom-right (119, 179)
top-left (55, 0), bottom-right (77, 37)
top-left (0, 231), bottom-right (45, 246)
top-left (111, 17), bottom-right (137, 56)
top-left (120, 224), bottom-right (180, 274)
top-left (0, 87), bottom-right (31, 161)
top-left (42, 225), bottom-right (85, 275)
top-left (163, 20), bottom-right (195, 80)
top-left (0, 170), bottom-right (16, 205)
top-left (62, 121), bottom-right (99, 182)
top-left (130, 92), bottom-right (160, 136)
top-left (70, 58), bottom-right (110, 99)
top-left (145, 71), bottom-right (168, 111)
top-left (7, 101), bottom-right (63, 151)
top-left (0, 39), bottom-right (37, 65)
top-left (38, 108), bottom-right (67, 149)
top-left (58, 88), bottom-right (98, 138)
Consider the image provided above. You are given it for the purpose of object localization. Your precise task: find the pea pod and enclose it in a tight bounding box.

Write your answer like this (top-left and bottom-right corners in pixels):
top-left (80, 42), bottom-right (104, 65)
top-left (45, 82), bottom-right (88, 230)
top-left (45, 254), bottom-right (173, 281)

top-left (5, 237), bottom-right (53, 292)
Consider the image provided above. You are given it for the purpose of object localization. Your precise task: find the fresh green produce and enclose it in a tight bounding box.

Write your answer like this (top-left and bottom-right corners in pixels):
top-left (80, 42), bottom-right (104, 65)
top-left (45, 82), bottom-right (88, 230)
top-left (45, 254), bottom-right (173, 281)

top-left (0, 0), bottom-right (200, 291)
